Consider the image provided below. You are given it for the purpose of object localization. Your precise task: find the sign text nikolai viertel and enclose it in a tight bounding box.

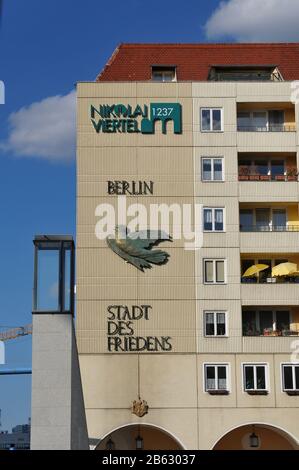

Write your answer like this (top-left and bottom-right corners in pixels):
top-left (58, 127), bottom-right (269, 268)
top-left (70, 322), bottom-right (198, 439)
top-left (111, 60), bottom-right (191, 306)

top-left (107, 305), bottom-right (172, 352)
top-left (91, 103), bottom-right (182, 134)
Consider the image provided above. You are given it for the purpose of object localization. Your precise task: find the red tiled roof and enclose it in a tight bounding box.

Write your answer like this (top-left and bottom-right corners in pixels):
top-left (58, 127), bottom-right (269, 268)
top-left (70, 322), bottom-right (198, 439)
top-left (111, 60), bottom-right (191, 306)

top-left (97, 43), bottom-right (299, 81)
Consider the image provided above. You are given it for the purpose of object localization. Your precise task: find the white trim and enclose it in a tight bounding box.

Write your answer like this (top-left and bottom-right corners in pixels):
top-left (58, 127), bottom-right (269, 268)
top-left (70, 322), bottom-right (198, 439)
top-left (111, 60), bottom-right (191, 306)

top-left (203, 207), bottom-right (226, 232)
top-left (200, 107), bottom-right (223, 132)
top-left (281, 362), bottom-right (299, 392)
top-left (202, 362), bottom-right (230, 393)
top-left (241, 362), bottom-right (270, 393)
top-left (203, 258), bottom-right (227, 284)
top-left (201, 156), bottom-right (224, 182)
top-left (203, 310), bottom-right (228, 337)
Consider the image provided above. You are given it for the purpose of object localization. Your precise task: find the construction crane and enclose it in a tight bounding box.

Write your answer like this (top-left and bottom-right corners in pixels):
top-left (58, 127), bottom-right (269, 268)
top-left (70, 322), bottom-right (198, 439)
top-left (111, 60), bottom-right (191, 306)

top-left (0, 324), bottom-right (32, 342)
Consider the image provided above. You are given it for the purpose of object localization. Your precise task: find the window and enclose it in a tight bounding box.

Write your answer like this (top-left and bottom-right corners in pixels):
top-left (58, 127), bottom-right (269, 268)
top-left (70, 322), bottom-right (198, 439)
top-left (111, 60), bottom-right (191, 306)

top-left (237, 110), bottom-right (285, 131)
top-left (243, 364), bottom-right (268, 392)
top-left (282, 364), bottom-right (299, 392)
top-left (204, 311), bottom-right (227, 336)
top-left (203, 208), bottom-right (224, 232)
top-left (204, 364), bottom-right (229, 392)
top-left (151, 66), bottom-right (176, 82)
top-left (242, 310), bottom-right (290, 336)
top-left (201, 108), bottom-right (223, 132)
top-left (202, 157), bottom-right (224, 181)
top-left (204, 259), bottom-right (226, 284)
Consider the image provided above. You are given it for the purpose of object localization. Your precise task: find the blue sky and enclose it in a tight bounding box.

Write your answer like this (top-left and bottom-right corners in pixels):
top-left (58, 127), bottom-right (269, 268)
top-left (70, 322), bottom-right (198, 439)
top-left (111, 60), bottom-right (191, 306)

top-left (0, 0), bottom-right (298, 431)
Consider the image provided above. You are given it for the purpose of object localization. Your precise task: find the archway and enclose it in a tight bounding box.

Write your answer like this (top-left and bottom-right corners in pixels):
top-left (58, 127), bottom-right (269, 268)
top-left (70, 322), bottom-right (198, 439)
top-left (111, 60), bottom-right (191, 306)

top-left (213, 424), bottom-right (298, 450)
top-left (95, 424), bottom-right (184, 450)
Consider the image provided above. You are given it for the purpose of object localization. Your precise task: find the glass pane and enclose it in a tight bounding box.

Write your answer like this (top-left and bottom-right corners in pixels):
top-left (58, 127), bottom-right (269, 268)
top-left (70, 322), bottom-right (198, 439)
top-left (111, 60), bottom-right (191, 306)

top-left (259, 311), bottom-right (273, 334)
top-left (206, 366), bottom-right (215, 390)
top-left (216, 313), bottom-right (226, 335)
top-left (216, 261), bottom-right (225, 283)
top-left (152, 72), bottom-right (163, 82)
top-left (273, 210), bottom-right (286, 231)
top-left (258, 259), bottom-right (271, 282)
top-left (271, 160), bottom-right (284, 179)
top-left (204, 209), bottom-right (213, 231)
top-left (205, 261), bottom-right (214, 282)
top-left (64, 248), bottom-right (71, 311)
top-left (268, 110), bottom-right (284, 131)
top-left (37, 249), bottom-right (60, 311)
top-left (295, 367), bottom-right (299, 390)
top-left (242, 310), bottom-right (257, 335)
top-left (276, 311), bottom-right (290, 332)
top-left (241, 259), bottom-right (255, 277)
top-left (218, 366), bottom-right (227, 389)
top-left (256, 208), bottom-right (270, 231)
top-left (205, 313), bottom-right (215, 335)
top-left (202, 159), bottom-right (211, 180)
top-left (237, 112), bottom-right (251, 130)
top-left (201, 109), bottom-right (210, 131)
top-left (240, 210), bottom-right (253, 232)
top-left (215, 209), bottom-right (224, 231)
top-left (212, 109), bottom-right (221, 131)
top-left (255, 160), bottom-right (268, 176)
top-left (253, 111), bottom-right (267, 130)
top-left (213, 159), bottom-right (223, 180)
top-left (283, 366), bottom-right (293, 390)
top-left (245, 366), bottom-right (254, 390)
top-left (256, 366), bottom-right (266, 389)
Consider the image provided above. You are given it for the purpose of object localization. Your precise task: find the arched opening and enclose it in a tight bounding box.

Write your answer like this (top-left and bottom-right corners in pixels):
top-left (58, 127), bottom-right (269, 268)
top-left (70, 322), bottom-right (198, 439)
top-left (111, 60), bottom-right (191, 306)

top-left (95, 424), bottom-right (184, 450)
top-left (213, 424), bottom-right (298, 450)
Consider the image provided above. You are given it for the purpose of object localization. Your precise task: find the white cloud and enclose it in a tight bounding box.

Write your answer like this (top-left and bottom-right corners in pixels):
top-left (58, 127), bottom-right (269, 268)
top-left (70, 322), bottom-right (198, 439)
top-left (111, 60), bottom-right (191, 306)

top-left (1, 90), bottom-right (76, 162)
top-left (205, 0), bottom-right (299, 42)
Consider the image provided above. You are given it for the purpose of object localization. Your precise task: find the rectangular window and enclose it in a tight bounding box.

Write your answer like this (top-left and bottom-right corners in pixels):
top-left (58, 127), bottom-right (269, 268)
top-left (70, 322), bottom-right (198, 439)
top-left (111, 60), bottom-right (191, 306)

top-left (282, 364), bottom-right (299, 391)
top-left (151, 66), bottom-right (176, 82)
top-left (204, 259), bottom-right (226, 284)
top-left (201, 108), bottom-right (223, 132)
top-left (203, 208), bottom-right (224, 232)
top-left (204, 311), bottom-right (227, 336)
top-left (243, 364), bottom-right (267, 391)
top-left (202, 157), bottom-right (224, 181)
top-left (204, 364), bottom-right (228, 391)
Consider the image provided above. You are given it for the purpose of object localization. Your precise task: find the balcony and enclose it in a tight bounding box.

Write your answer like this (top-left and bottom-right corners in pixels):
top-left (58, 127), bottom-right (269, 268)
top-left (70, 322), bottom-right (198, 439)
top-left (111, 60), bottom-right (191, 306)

top-left (241, 283), bottom-right (299, 306)
top-left (242, 308), bottom-right (299, 337)
top-left (236, 103), bottom-right (297, 149)
top-left (241, 307), bottom-right (299, 352)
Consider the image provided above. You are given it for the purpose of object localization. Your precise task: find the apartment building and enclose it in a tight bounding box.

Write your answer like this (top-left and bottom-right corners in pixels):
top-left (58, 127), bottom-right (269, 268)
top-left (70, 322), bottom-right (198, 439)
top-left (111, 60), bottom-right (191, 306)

top-left (76, 43), bottom-right (299, 450)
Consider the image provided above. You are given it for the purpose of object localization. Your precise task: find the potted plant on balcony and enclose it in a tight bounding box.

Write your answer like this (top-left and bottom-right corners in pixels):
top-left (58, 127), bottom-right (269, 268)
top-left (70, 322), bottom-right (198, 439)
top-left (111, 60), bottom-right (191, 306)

top-left (260, 173), bottom-right (271, 181)
top-left (249, 165), bottom-right (260, 181)
top-left (286, 167), bottom-right (299, 181)
top-left (238, 165), bottom-right (249, 181)
top-left (275, 173), bottom-right (286, 181)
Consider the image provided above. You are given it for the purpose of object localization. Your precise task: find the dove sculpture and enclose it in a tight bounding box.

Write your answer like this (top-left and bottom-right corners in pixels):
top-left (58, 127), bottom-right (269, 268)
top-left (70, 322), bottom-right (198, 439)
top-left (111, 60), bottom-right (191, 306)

top-left (106, 225), bottom-right (172, 272)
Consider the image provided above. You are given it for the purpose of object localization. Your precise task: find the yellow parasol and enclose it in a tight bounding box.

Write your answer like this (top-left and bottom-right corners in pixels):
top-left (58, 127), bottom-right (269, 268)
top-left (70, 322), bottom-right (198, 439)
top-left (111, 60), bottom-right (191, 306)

top-left (272, 262), bottom-right (297, 277)
top-left (242, 264), bottom-right (269, 278)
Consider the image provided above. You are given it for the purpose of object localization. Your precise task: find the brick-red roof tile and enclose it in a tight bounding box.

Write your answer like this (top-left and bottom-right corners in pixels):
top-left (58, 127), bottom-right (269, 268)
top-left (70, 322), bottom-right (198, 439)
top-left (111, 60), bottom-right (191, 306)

top-left (97, 43), bottom-right (299, 81)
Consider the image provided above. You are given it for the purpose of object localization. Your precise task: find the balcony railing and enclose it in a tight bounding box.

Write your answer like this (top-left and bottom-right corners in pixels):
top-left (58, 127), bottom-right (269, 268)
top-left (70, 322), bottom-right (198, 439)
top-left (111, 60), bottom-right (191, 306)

top-left (237, 124), bottom-right (296, 132)
top-left (241, 277), bottom-right (299, 284)
top-left (242, 327), bottom-right (299, 337)
top-left (238, 166), bottom-right (298, 181)
top-left (240, 224), bottom-right (299, 232)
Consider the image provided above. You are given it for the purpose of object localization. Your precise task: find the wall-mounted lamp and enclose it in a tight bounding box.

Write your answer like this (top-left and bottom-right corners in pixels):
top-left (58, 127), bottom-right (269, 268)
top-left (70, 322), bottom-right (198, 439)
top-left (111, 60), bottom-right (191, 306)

top-left (135, 434), bottom-right (144, 450)
top-left (249, 426), bottom-right (260, 448)
top-left (106, 436), bottom-right (115, 450)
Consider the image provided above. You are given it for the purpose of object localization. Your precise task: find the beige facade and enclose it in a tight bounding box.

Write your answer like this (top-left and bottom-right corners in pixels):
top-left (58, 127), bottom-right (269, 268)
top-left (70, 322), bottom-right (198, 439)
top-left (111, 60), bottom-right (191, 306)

top-left (76, 80), bottom-right (299, 450)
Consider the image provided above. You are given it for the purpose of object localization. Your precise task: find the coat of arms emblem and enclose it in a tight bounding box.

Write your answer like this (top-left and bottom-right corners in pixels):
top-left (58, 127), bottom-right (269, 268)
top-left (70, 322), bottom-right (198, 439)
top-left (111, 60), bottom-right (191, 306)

top-left (131, 398), bottom-right (149, 417)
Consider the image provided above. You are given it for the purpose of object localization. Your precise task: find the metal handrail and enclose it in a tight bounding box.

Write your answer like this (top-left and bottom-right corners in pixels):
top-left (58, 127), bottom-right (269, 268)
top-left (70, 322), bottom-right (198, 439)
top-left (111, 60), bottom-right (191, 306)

top-left (240, 224), bottom-right (299, 232)
top-left (237, 124), bottom-right (296, 132)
